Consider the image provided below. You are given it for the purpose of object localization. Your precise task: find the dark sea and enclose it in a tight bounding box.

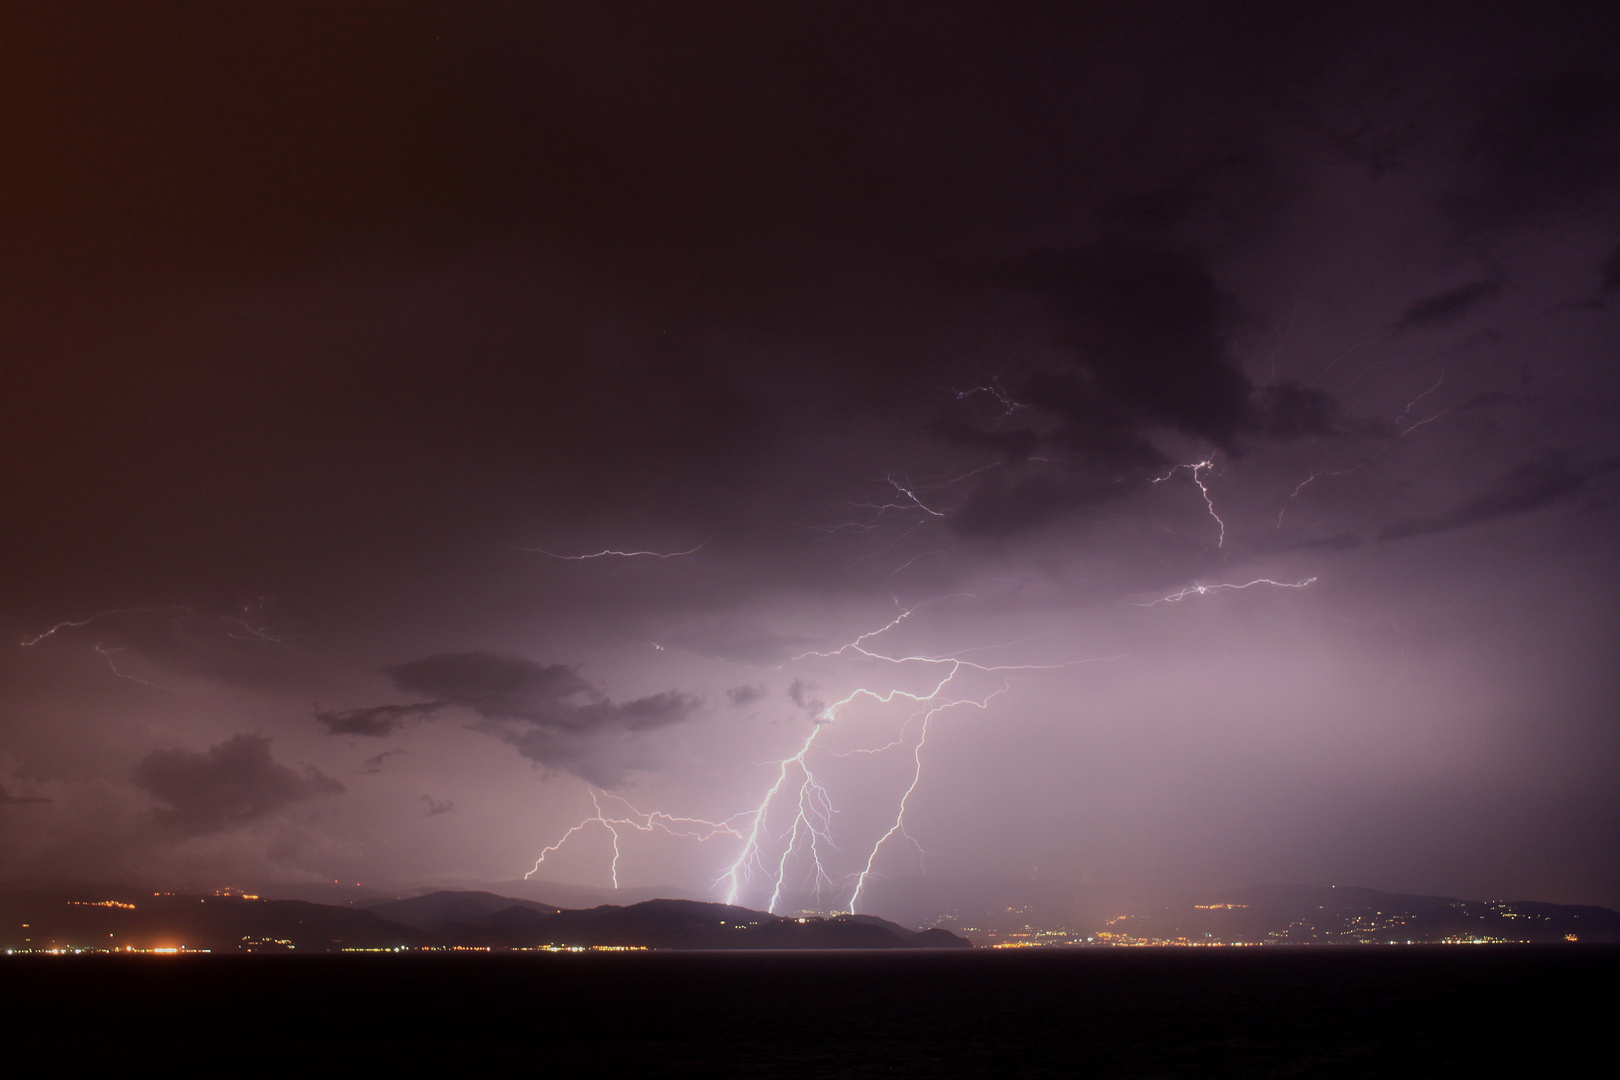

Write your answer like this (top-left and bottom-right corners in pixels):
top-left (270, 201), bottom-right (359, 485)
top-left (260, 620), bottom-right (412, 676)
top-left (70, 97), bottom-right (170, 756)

top-left (12, 946), bottom-right (1614, 1077)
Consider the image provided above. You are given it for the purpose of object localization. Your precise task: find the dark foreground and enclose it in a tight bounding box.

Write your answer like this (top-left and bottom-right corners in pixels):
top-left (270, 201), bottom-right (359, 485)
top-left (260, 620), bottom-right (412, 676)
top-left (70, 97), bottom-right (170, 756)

top-left (11, 947), bottom-right (1615, 1077)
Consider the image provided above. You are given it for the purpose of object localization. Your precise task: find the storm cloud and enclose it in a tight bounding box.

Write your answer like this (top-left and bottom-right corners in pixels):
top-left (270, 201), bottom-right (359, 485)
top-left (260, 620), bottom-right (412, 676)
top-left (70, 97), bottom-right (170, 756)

top-left (132, 734), bottom-right (344, 834)
top-left (1005, 237), bottom-right (1255, 452)
top-left (1383, 456), bottom-right (1620, 541)
top-left (369, 652), bottom-right (702, 785)
top-left (317, 702), bottom-right (443, 738)
top-left (3, 4), bottom-right (1618, 909)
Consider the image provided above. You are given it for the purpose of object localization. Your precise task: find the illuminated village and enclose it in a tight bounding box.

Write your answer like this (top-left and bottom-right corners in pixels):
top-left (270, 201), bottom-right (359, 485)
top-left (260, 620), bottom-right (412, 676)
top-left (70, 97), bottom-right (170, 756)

top-left (4, 884), bottom-right (1607, 954)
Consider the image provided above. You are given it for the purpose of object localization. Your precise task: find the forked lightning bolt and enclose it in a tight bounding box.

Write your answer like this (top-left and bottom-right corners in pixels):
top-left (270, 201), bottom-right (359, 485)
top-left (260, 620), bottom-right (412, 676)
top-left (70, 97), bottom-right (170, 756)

top-left (525, 789), bottom-right (746, 890)
top-left (1154, 460), bottom-right (1226, 547)
top-left (527, 600), bottom-right (1119, 915)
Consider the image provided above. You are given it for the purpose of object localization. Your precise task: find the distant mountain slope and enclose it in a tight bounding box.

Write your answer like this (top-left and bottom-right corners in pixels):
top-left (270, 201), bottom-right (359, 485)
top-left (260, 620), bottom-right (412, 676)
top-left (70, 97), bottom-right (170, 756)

top-left (8, 884), bottom-right (1611, 951)
top-left (435, 897), bottom-right (972, 950)
top-left (853, 876), bottom-right (1620, 945)
top-left (1212, 884), bottom-right (1620, 944)
top-left (0, 892), bottom-right (430, 952)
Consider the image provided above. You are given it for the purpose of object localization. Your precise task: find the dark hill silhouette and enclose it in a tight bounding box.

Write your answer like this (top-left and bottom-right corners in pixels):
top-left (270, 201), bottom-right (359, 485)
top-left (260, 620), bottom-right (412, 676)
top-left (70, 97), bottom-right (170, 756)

top-left (1213, 884), bottom-right (1620, 944)
top-left (439, 897), bottom-right (971, 949)
top-left (0, 892), bottom-right (430, 952)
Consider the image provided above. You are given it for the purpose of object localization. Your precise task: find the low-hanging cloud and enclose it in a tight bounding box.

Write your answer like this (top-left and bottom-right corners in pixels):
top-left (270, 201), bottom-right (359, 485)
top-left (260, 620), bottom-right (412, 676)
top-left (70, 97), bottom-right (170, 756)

top-left (337, 652), bottom-right (705, 786)
top-left (132, 733), bottom-right (344, 834)
top-left (317, 701), bottom-right (443, 737)
top-left (726, 684), bottom-right (767, 708)
top-left (355, 749), bottom-right (407, 775)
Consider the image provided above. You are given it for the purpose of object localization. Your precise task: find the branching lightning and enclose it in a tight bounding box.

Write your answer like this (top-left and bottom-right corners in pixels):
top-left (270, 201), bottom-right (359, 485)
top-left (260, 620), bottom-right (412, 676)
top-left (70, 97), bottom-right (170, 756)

top-left (20, 602), bottom-right (305, 686)
top-left (1154, 459), bottom-right (1226, 547)
top-left (526, 597), bottom-right (1120, 915)
top-left (525, 788), bottom-right (747, 890)
top-left (951, 376), bottom-right (1027, 415)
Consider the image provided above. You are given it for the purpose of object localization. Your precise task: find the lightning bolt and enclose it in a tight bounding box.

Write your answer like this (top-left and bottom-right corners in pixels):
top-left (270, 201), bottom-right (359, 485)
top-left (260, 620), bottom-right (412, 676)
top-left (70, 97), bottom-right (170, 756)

top-left (527, 594), bottom-right (1121, 916)
top-left (518, 543), bottom-right (707, 560)
top-left (718, 722), bottom-right (829, 908)
top-left (1139, 576), bottom-right (1318, 606)
top-left (525, 789), bottom-right (746, 890)
top-left (1154, 459), bottom-right (1226, 547)
top-left (20, 606), bottom-right (192, 647)
top-left (1395, 371), bottom-right (1445, 424)
top-left (951, 376), bottom-right (1027, 415)
top-left (1399, 408), bottom-right (1455, 438)
top-left (93, 644), bottom-right (176, 690)
top-left (845, 681), bottom-right (1011, 913)
top-left (1276, 465), bottom-right (1365, 528)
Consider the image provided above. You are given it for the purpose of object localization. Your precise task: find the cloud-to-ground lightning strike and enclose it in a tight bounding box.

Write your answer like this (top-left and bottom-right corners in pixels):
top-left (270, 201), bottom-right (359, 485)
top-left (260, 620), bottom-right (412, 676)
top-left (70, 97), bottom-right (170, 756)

top-left (526, 789), bottom-right (746, 890)
top-left (845, 681), bottom-right (1012, 913)
top-left (1140, 577), bottom-right (1318, 606)
top-left (526, 598), bottom-right (1120, 915)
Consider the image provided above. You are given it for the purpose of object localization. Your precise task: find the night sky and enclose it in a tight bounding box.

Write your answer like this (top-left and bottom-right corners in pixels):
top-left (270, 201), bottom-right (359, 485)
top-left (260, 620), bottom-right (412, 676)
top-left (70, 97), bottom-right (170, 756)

top-left (3, 3), bottom-right (1618, 913)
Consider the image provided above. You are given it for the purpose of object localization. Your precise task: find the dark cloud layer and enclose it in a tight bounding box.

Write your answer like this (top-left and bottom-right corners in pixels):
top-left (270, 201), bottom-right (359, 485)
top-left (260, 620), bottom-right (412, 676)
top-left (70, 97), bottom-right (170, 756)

top-left (940, 236), bottom-right (1350, 538)
top-left (1, 3), bottom-right (1617, 904)
top-left (361, 653), bottom-right (702, 785)
top-left (1396, 278), bottom-right (1502, 329)
top-left (317, 702), bottom-right (443, 738)
top-left (132, 734), bottom-right (344, 834)
top-left (1383, 456), bottom-right (1620, 542)
top-left (1600, 242), bottom-right (1620, 294)
top-left (1005, 237), bottom-right (1255, 451)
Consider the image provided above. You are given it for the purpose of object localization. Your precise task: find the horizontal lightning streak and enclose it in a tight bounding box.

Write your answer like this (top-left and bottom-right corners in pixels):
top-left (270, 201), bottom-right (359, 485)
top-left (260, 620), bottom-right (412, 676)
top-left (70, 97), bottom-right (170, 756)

top-left (1139, 577), bottom-right (1318, 606)
top-left (20, 606), bottom-right (192, 647)
top-left (518, 543), bottom-right (707, 560)
top-left (526, 789), bottom-right (746, 890)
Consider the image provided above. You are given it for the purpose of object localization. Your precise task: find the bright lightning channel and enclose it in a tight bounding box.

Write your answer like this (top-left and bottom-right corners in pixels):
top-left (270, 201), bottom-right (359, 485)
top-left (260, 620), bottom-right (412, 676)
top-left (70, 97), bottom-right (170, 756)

top-left (517, 543), bottom-right (707, 560)
top-left (1139, 577), bottom-right (1318, 606)
top-left (525, 789), bottom-right (746, 890)
top-left (1153, 459), bottom-right (1226, 547)
top-left (527, 601), bottom-right (1119, 916)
